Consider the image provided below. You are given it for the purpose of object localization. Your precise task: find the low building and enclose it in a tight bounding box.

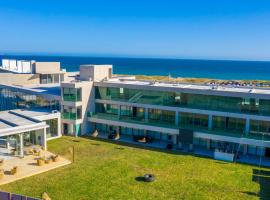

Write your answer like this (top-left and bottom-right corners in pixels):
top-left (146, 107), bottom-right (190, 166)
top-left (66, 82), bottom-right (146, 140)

top-left (61, 64), bottom-right (270, 162)
top-left (0, 59), bottom-right (66, 85)
top-left (0, 109), bottom-right (61, 158)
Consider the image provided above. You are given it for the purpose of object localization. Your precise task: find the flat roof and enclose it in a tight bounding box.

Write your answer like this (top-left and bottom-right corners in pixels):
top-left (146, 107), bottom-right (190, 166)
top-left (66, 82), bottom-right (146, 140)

top-left (0, 84), bottom-right (61, 100)
top-left (0, 109), bottom-right (49, 136)
top-left (10, 108), bottom-right (58, 118)
top-left (0, 110), bottom-right (40, 129)
top-left (100, 78), bottom-right (270, 96)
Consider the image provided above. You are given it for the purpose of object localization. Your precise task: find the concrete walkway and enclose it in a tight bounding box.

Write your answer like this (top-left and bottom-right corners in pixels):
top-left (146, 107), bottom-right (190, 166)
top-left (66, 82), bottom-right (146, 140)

top-left (0, 151), bottom-right (71, 185)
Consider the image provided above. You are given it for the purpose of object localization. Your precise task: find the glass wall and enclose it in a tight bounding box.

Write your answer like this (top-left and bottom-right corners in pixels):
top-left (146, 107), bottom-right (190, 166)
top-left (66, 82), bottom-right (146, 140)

top-left (95, 86), bottom-right (270, 115)
top-left (62, 87), bottom-right (82, 102)
top-left (62, 105), bottom-right (82, 120)
top-left (95, 103), bottom-right (145, 122)
top-left (45, 118), bottom-right (58, 138)
top-left (250, 120), bottom-right (270, 139)
top-left (96, 103), bottom-right (118, 116)
top-left (179, 112), bottom-right (208, 130)
top-left (212, 116), bottom-right (245, 135)
top-left (148, 109), bottom-right (175, 125)
top-left (0, 87), bottom-right (60, 111)
top-left (40, 74), bottom-right (62, 84)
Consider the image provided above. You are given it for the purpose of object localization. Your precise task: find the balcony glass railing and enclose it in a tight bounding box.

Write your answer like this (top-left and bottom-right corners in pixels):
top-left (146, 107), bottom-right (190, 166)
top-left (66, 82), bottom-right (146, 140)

top-left (89, 113), bottom-right (270, 141)
top-left (63, 94), bottom-right (82, 102)
top-left (61, 112), bottom-right (77, 120)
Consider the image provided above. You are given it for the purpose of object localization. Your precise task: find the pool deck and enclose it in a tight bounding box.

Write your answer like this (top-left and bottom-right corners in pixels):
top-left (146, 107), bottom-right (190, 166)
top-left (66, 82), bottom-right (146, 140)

top-left (0, 151), bottom-right (71, 186)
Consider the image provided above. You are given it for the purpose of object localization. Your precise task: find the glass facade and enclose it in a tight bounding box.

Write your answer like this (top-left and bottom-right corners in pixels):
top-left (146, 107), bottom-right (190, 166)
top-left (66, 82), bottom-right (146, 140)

top-left (148, 109), bottom-right (175, 125)
top-left (0, 87), bottom-right (59, 111)
top-left (179, 112), bottom-right (208, 130)
top-left (45, 119), bottom-right (58, 138)
top-left (250, 120), bottom-right (270, 140)
top-left (40, 74), bottom-right (64, 84)
top-left (62, 87), bottom-right (82, 102)
top-left (62, 105), bottom-right (82, 120)
top-left (212, 116), bottom-right (245, 135)
top-left (95, 86), bottom-right (270, 116)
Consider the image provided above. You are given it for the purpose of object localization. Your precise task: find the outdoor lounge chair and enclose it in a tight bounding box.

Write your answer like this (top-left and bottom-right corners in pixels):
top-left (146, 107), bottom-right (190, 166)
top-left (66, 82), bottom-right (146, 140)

top-left (114, 133), bottom-right (120, 140)
top-left (10, 166), bottom-right (18, 175)
top-left (37, 158), bottom-right (45, 166)
top-left (51, 155), bottom-right (59, 162)
top-left (92, 130), bottom-right (99, 137)
top-left (45, 157), bottom-right (52, 164)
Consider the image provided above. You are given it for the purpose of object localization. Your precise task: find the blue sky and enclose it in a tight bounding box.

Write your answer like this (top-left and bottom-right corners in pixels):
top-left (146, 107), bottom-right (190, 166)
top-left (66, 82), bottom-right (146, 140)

top-left (0, 0), bottom-right (270, 60)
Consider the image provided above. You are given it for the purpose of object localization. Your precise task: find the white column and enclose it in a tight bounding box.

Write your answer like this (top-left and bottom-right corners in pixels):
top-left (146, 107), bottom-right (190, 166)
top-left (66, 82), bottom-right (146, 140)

top-left (43, 128), bottom-right (47, 151)
top-left (145, 108), bottom-right (149, 122)
top-left (208, 115), bottom-right (213, 130)
top-left (19, 133), bottom-right (24, 158)
top-left (175, 112), bottom-right (179, 126)
top-left (245, 118), bottom-right (250, 135)
top-left (58, 115), bottom-right (61, 137)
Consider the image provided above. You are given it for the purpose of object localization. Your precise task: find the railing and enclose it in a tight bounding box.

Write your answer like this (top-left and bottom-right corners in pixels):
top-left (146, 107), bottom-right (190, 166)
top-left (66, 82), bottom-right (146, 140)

top-left (63, 94), bottom-right (81, 102)
top-left (61, 112), bottom-right (77, 120)
top-left (95, 97), bottom-right (270, 116)
top-left (0, 191), bottom-right (40, 200)
top-left (89, 113), bottom-right (270, 141)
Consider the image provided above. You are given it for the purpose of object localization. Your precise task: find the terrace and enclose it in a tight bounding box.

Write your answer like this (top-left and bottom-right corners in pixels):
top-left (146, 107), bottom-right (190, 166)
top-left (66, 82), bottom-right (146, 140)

top-left (0, 149), bottom-right (70, 185)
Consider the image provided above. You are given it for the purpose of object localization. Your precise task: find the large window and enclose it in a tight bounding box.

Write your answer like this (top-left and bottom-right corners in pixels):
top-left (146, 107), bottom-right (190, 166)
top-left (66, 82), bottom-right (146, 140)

top-left (40, 74), bottom-right (62, 84)
top-left (179, 112), bottom-right (208, 129)
top-left (62, 106), bottom-right (82, 120)
top-left (148, 109), bottom-right (175, 125)
top-left (212, 116), bottom-right (245, 134)
top-left (0, 87), bottom-right (60, 111)
top-left (46, 119), bottom-right (58, 138)
top-left (250, 120), bottom-right (270, 140)
top-left (62, 87), bottom-right (82, 102)
top-left (95, 86), bottom-right (270, 115)
top-left (96, 103), bottom-right (118, 116)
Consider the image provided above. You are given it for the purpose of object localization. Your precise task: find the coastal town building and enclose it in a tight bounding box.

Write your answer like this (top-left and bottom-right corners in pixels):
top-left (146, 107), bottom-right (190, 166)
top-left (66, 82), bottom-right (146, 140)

top-left (0, 58), bottom-right (270, 164)
top-left (0, 59), bottom-right (66, 85)
top-left (61, 64), bottom-right (270, 162)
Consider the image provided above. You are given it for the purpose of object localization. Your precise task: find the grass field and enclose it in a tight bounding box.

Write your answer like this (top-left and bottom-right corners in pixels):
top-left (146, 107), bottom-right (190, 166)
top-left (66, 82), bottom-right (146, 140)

top-left (0, 136), bottom-right (269, 200)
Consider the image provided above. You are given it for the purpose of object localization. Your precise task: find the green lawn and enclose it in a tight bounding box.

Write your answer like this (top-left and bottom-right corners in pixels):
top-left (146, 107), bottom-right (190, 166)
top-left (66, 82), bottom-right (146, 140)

top-left (0, 136), bottom-right (269, 200)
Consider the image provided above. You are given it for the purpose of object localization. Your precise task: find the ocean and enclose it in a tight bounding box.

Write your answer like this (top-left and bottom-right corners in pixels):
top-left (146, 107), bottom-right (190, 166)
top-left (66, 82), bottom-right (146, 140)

top-left (1, 55), bottom-right (270, 80)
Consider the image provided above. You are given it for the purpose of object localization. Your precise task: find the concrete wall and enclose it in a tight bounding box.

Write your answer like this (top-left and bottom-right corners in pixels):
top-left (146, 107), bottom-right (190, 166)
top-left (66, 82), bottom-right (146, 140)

top-left (34, 62), bottom-right (61, 74)
top-left (79, 65), bottom-right (112, 81)
top-left (0, 73), bottom-right (40, 85)
top-left (81, 81), bottom-right (95, 134)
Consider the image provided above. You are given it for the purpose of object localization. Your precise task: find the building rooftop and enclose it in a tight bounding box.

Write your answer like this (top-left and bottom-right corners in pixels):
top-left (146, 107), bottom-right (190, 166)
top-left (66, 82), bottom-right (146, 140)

top-left (0, 84), bottom-right (61, 100)
top-left (0, 109), bottom-right (52, 136)
top-left (101, 78), bottom-right (270, 96)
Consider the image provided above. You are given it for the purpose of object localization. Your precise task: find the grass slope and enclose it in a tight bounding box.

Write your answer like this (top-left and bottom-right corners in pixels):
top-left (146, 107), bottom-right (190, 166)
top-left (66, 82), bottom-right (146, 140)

top-left (0, 136), bottom-right (268, 200)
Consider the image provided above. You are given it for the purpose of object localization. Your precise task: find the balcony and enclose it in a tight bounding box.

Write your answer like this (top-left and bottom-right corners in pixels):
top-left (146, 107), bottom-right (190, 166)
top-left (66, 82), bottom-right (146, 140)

top-left (61, 112), bottom-right (77, 120)
top-left (63, 94), bottom-right (82, 102)
top-left (89, 113), bottom-right (270, 141)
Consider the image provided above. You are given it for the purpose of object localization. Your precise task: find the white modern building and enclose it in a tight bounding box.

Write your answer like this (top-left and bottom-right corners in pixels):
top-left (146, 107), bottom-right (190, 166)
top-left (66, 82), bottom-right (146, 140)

top-left (0, 59), bottom-right (66, 85)
top-left (61, 64), bottom-right (270, 162)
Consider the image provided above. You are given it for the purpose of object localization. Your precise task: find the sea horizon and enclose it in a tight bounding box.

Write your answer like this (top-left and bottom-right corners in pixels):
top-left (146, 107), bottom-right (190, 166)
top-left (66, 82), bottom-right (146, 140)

top-left (1, 54), bottom-right (270, 80)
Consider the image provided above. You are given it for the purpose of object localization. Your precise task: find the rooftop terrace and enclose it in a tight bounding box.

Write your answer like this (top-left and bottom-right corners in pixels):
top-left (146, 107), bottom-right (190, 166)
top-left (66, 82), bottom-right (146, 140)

top-left (101, 77), bottom-right (270, 96)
